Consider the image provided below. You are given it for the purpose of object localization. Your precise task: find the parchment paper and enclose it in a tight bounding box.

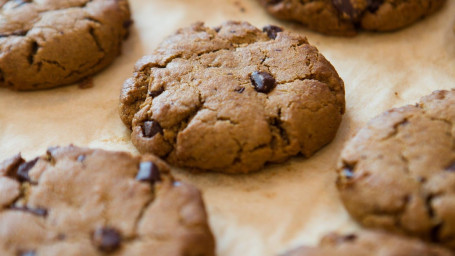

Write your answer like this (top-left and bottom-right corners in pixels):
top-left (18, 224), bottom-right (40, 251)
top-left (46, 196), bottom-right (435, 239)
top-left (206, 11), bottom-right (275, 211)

top-left (1, 1), bottom-right (454, 255)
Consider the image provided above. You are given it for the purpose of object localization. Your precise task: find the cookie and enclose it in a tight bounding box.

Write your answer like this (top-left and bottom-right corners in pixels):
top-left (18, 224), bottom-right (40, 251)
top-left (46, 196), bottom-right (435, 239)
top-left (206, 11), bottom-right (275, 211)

top-left (0, 145), bottom-right (215, 256)
top-left (0, 0), bottom-right (131, 90)
top-left (120, 21), bottom-right (345, 173)
top-left (283, 230), bottom-right (453, 256)
top-left (337, 89), bottom-right (455, 249)
top-left (256, 0), bottom-right (446, 36)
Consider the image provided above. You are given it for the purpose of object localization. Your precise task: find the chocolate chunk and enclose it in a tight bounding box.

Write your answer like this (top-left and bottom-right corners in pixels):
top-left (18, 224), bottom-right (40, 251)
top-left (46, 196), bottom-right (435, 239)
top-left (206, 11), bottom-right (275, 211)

top-left (149, 87), bottom-right (164, 97)
top-left (366, 0), bottom-right (383, 12)
top-left (267, 0), bottom-right (283, 4)
top-left (445, 161), bottom-right (455, 172)
top-left (262, 25), bottom-right (283, 39)
top-left (341, 165), bottom-right (355, 179)
top-left (343, 234), bottom-right (357, 241)
top-left (13, 0), bottom-right (32, 8)
top-left (142, 121), bottom-right (163, 138)
top-left (136, 162), bottom-right (161, 185)
top-left (332, 0), bottom-right (361, 20)
top-left (17, 158), bottom-right (39, 182)
top-left (92, 227), bottom-right (122, 253)
top-left (11, 206), bottom-right (48, 217)
top-left (123, 19), bottom-right (133, 29)
top-left (234, 87), bottom-right (245, 93)
top-left (19, 250), bottom-right (35, 256)
top-left (77, 155), bottom-right (86, 162)
top-left (250, 71), bottom-right (276, 93)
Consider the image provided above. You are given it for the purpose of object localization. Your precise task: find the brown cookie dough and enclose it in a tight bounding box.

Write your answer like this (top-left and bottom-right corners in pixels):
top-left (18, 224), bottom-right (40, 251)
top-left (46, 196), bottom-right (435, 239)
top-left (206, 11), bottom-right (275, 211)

top-left (0, 145), bottom-right (215, 256)
top-left (256, 0), bottom-right (446, 36)
top-left (337, 89), bottom-right (455, 249)
top-left (283, 230), bottom-right (454, 256)
top-left (0, 0), bottom-right (131, 90)
top-left (119, 21), bottom-right (345, 174)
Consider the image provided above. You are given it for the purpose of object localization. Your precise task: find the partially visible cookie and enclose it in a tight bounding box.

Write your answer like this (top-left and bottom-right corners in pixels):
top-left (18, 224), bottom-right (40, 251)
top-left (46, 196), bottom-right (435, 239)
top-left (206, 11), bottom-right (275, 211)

top-left (120, 21), bottom-right (345, 173)
top-left (337, 89), bottom-right (455, 249)
top-left (283, 230), bottom-right (453, 256)
top-left (0, 145), bottom-right (215, 256)
top-left (256, 0), bottom-right (446, 36)
top-left (0, 0), bottom-right (131, 90)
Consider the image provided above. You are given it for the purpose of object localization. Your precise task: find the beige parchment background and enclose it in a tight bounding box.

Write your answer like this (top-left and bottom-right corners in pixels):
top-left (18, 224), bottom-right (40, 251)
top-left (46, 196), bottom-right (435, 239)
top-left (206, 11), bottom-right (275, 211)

top-left (0, 0), bottom-right (455, 255)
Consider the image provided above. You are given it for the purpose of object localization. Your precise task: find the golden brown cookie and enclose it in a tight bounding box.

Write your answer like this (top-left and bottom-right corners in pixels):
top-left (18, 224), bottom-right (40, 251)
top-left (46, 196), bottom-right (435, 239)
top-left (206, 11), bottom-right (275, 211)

top-left (282, 230), bottom-right (453, 256)
top-left (257, 0), bottom-right (446, 36)
top-left (0, 145), bottom-right (215, 256)
top-left (120, 21), bottom-right (345, 174)
top-left (337, 89), bottom-right (455, 249)
top-left (0, 0), bottom-right (131, 90)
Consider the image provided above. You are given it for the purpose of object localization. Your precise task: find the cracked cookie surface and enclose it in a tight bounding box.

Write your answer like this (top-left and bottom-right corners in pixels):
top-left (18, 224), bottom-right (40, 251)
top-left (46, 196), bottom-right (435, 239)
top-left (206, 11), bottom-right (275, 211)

top-left (0, 0), bottom-right (131, 90)
top-left (119, 21), bottom-right (345, 174)
top-left (0, 145), bottom-right (215, 256)
top-left (283, 230), bottom-right (454, 256)
top-left (337, 89), bottom-right (455, 250)
top-left (257, 0), bottom-right (446, 36)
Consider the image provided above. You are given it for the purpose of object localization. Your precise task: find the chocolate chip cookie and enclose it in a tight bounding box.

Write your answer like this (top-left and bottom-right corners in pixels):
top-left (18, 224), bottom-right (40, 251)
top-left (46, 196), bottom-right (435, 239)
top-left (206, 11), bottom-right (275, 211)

top-left (0, 145), bottom-right (215, 256)
top-left (0, 0), bottom-right (131, 90)
top-left (283, 230), bottom-right (453, 256)
top-left (120, 21), bottom-right (345, 173)
top-left (337, 89), bottom-right (455, 249)
top-left (257, 0), bottom-right (446, 36)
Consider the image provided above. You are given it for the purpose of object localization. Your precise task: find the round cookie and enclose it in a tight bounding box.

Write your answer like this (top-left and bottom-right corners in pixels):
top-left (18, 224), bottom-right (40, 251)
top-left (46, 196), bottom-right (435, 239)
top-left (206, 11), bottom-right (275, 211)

top-left (0, 0), bottom-right (131, 90)
top-left (120, 21), bottom-right (345, 174)
top-left (337, 89), bottom-right (455, 249)
top-left (256, 0), bottom-right (446, 36)
top-left (0, 145), bottom-right (215, 256)
top-left (283, 230), bottom-right (453, 256)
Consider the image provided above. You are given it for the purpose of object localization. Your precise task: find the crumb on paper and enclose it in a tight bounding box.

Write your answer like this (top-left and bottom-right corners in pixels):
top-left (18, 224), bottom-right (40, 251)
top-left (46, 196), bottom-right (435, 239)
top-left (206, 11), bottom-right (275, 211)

top-left (233, 0), bottom-right (246, 13)
top-left (394, 92), bottom-right (399, 96)
top-left (78, 77), bottom-right (94, 89)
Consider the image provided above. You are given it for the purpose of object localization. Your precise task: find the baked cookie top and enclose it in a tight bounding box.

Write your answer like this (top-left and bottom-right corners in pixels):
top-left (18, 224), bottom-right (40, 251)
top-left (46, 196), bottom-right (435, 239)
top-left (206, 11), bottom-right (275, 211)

top-left (0, 0), bottom-right (131, 90)
top-left (0, 145), bottom-right (215, 256)
top-left (257, 0), bottom-right (446, 36)
top-left (283, 230), bottom-right (453, 256)
top-left (120, 21), bottom-right (345, 173)
top-left (337, 89), bottom-right (455, 249)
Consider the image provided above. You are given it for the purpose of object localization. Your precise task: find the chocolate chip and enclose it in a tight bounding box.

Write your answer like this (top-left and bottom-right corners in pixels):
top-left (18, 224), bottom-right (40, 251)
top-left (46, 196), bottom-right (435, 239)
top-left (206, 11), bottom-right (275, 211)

top-left (92, 227), bottom-right (122, 253)
top-left (445, 161), bottom-right (455, 172)
top-left (17, 158), bottom-right (39, 182)
top-left (332, 0), bottom-right (360, 19)
top-left (366, 0), bottom-right (383, 12)
top-left (142, 121), bottom-right (163, 138)
top-left (13, 0), bottom-right (32, 8)
top-left (250, 71), bottom-right (276, 93)
top-left (430, 223), bottom-right (442, 242)
top-left (136, 162), bottom-right (161, 185)
top-left (77, 155), bottom-right (86, 162)
top-left (11, 206), bottom-right (48, 217)
top-left (341, 163), bottom-right (355, 179)
top-left (149, 87), bottom-right (164, 97)
top-left (57, 233), bottom-right (66, 240)
top-left (214, 26), bottom-right (221, 33)
top-left (123, 19), bottom-right (133, 29)
top-left (234, 87), bottom-right (245, 93)
top-left (267, 0), bottom-right (283, 4)
top-left (18, 250), bottom-right (35, 256)
top-left (342, 234), bottom-right (357, 241)
top-left (262, 25), bottom-right (283, 39)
